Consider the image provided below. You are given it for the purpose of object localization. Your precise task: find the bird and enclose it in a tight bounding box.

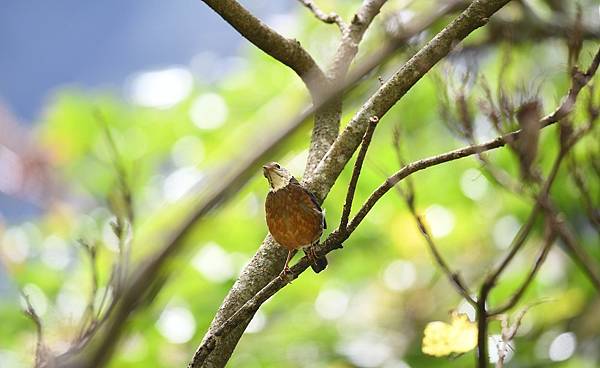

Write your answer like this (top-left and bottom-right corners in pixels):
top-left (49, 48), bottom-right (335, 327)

top-left (263, 162), bottom-right (328, 274)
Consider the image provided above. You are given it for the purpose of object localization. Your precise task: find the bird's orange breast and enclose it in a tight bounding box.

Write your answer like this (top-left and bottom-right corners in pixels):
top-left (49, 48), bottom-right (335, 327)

top-left (265, 183), bottom-right (324, 250)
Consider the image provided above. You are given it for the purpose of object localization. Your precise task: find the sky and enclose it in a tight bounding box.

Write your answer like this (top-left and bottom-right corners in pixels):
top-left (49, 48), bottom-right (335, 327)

top-left (0, 0), bottom-right (292, 123)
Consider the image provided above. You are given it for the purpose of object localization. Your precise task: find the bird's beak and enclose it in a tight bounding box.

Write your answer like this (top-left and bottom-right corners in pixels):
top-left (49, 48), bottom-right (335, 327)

top-left (262, 165), bottom-right (270, 178)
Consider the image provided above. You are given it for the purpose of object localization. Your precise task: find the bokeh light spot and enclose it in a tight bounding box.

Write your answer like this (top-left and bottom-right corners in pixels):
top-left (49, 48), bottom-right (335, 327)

top-left (457, 298), bottom-right (476, 322)
top-left (338, 332), bottom-right (393, 368)
top-left (171, 136), bottom-right (204, 168)
top-left (189, 93), bottom-right (228, 130)
top-left (41, 235), bottom-right (71, 270)
top-left (192, 242), bottom-right (234, 282)
top-left (156, 305), bottom-right (196, 344)
top-left (163, 167), bottom-right (204, 202)
top-left (548, 332), bottom-right (576, 361)
top-left (314, 288), bottom-right (349, 320)
top-left (492, 215), bottom-right (520, 249)
top-left (1, 227), bottom-right (31, 263)
top-left (424, 205), bottom-right (455, 238)
top-left (383, 260), bottom-right (417, 292)
top-left (102, 217), bottom-right (121, 253)
top-left (460, 169), bottom-right (488, 200)
top-left (0, 145), bottom-right (23, 195)
top-left (56, 286), bottom-right (87, 320)
top-left (128, 67), bottom-right (193, 109)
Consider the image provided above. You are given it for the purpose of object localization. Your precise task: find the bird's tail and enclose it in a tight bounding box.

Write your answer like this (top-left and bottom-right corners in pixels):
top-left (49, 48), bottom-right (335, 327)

top-left (310, 255), bottom-right (328, 273)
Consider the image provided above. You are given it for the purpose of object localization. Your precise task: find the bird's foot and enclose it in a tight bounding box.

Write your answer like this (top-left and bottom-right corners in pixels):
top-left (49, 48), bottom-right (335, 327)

top-left (279, 266), bottom-right (293, 283)
top-left (306, 246), bottom-right (317, 263)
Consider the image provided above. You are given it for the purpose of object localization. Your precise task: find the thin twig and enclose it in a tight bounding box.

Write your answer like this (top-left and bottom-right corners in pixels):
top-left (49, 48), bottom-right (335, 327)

top-left (391, 127), bottom-right (475, 304)
top-left (21, 291), bottom-right (45, 367)
top-left (402, 189), bottom-right (476, 305)
top-left (75, 239), bottom-right (99, 342)
top-left (489, 231), bottom-right (555, 316)
top-left (544, 46), bottom-right (600, 124)
top-left (347, 118), bottom-right (551, 235)
top-left (339, 116), bottom-right (379, 231)
top-left (540, 198), bottom-right (600, 291)
top-left (568, 156), bottom-right (600, 231)
top-left (297, 0), bottom-right (347, 32)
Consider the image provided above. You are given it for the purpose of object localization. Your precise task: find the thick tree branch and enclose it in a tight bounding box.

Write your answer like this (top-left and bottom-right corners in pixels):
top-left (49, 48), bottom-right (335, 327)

top-left (304, 0), bottom-right (389, 177)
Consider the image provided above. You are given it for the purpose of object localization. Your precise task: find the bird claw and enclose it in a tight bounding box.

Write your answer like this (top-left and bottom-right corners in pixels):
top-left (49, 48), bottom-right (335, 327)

top-left (306, 246), bottom-right (317, 262)
top-left (279, 267), bottom-right (293, 283)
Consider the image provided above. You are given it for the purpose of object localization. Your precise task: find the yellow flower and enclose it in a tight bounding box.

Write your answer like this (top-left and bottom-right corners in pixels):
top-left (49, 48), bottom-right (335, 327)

top-left (422, 312), bottom-right (478, 357)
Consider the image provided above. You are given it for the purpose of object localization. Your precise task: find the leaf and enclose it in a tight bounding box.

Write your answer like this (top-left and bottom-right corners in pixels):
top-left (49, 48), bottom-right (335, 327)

top-left (422, 312), bottom-right (478, 357)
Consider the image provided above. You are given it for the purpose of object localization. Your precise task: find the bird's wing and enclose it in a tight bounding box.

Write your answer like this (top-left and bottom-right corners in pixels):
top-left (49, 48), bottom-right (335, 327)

top-left (291, 177), bottom-right (327, 230)
top-left (307, 190), bottom-right (326, 229)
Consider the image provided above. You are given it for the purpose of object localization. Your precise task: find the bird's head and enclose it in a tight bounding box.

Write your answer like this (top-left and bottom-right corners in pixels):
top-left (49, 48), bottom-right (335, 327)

top-left (263, 162), bottom-right (293, 191)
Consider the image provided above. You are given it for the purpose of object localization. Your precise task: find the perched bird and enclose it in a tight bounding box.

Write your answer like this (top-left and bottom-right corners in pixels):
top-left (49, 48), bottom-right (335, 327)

top-left (263, 162), bottom-right (328, 274)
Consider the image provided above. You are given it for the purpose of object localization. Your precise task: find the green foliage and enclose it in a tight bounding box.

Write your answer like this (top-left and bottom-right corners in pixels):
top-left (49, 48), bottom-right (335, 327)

top-left (1, 3), bottom-right (598, 368)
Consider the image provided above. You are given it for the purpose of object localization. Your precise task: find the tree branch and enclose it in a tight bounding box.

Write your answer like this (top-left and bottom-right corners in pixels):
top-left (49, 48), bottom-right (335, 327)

top-left (540, 198), bottom-right (600, 291)
top-left (304, 0), bottom-right (389, 177)
top-left (346, 122), bottom-right (543, 235)
top-left (398, 183), bottom-right (477, 305)
top-left (297, 0), bottom-right (346, 32)
top-left (328, 0), bottom-right (389, 81)
top-left (309, 0), bottom-right (511, 201)
top-left (195, 3), bottom-right (492, 365)
top-left (339, 116), bottom-right (379, 231)
top-left (21, 291), bottom-right (47, 367)
top-left (201, 0), bottom-right (326, 93)
top-left (489, 232), bottom-right (555, 316)
top-left (190, 113), bottom-right (565, 368)
top-left (474, 118), bottom-right (597, 367)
